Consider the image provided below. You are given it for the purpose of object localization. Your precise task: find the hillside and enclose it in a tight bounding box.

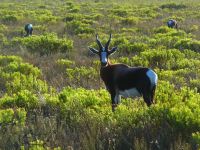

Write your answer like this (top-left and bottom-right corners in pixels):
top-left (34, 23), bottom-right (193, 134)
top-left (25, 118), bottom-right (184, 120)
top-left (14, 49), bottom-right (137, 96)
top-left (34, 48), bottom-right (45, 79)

top-left (0, 0), bottom-right (200, 149)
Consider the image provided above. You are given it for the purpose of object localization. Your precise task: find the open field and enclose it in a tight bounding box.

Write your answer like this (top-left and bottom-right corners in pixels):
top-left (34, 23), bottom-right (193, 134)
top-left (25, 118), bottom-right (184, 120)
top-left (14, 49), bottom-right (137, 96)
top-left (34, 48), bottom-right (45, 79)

top-left (0, 0), bottom-right (200, 149)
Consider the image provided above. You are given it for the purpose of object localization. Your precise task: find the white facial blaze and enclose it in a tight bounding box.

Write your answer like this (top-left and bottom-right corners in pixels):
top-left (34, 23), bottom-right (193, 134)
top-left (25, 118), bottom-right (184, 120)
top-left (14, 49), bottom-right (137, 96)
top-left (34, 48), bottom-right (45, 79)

top-left (101, 52), bottom-right (107, 64)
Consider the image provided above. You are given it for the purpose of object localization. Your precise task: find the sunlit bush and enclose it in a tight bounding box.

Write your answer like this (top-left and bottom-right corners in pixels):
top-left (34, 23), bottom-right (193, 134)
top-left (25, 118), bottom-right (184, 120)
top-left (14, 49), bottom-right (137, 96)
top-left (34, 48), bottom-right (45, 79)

top-left (66, 20), bottom-right (95, 35)
top-left (129, 49), bottom-right (185, 69)
top-left (0, 108), bottom-right (26, 125)
top-left (0, 0), bottom-right (200, 149)
top-left (175, 38), bottom-right (200, 52)
top-left (0, 24), bottom-right (8, 33)
top-left (121, 17), bottom-right (139, 25)
top-left (0, 33), bottom-right (7, 47)
top-left (0, 90), bottom-right (38, 109)
top-left (192, 132), bottom-right (200, 145)
top-left (56, 59), bottom-right (75, 68)
top-left (160, 3), bottom-right (187, 9)
top-left (0, 55), bottom-right (51, 95)
top-left (12, 33), bottom-right (73, 55)
top-left (111, 8), bottom-right (129, 17)
top-left (1, 15), bottom-right (19, 24)
top-left (66, 66), bottom-right (98, 87)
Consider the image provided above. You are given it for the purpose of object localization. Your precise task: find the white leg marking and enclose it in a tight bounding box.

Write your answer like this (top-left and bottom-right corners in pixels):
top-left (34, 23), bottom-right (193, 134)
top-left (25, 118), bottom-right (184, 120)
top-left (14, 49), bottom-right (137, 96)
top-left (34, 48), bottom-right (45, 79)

top-left (114, 94), bottom-right (121, 104)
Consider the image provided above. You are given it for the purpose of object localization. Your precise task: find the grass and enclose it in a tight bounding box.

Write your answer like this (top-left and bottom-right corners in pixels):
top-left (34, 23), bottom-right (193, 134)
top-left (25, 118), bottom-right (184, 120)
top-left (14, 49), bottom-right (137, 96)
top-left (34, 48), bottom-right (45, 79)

top-left (0, 0), bottom-right (200, 149)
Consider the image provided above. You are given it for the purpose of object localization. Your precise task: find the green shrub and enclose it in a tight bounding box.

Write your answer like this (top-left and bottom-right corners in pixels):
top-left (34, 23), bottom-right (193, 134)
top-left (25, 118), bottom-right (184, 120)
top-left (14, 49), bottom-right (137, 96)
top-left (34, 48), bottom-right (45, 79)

top-left (154, 26), bottom-right (172, 34)
top-left (121, 17), bottom-right (139, 25)
top-left (0, 33), bottom-right (7, 47)
top-left (189, 25), bottom-right (199, 32)
top-left (0, 55), bottom-right (50, 95)
top-left (160, 3), bottom-right (187, 9)
top-left (66, 20), bottom-right (95, 35)
top-left (0, 1), bottom-right (199, 149)
top-left (12, 33), bottom-right (73, 55)
top-left (158, 68), bottom-right (199, 89)
top-left (59, 87), bottom-right (109, 108)
top-left (182, 49), bottom-right (200, 59)
top-left (69, 6), bottom-right (80, 13)
top-left (0, 109), bottom-right (14, 124)
top-left (151, 28), bottom-right (188, 49)
top-left (129, 49), bottom-right (185, 69)
top-left (190, 79), bottom-right (200, 92)
top-left (33, 25), bottom-right (48, 33)
top-left (0, 108), bottom-right (26, 125)
top-left (134, 7), bottom-right (160, 19)
top-left (0, 90), bottom-right (38, 109)
top-left (64, 14), bottom-right (75, 22)
top-left (192, 132), bottom-right (200, 145)
top-left (1, 15), bottom-right (18, 23)
top-left (0, 55), bottom-right (22, 66)
top-left (127, 43), bottom-right (149, 53)
top-left (31, 9), bottom-right (58, 23)
top-left (66, 66), bottom-right (98, 87)
top-left (175, 38), bottom-right (200, 52)
top-left (0, 24), bottom-right (8, 33)
top-left (111, 8), bottom-right (129, 17)
top-left (56, 59), bottom-right (75, 68)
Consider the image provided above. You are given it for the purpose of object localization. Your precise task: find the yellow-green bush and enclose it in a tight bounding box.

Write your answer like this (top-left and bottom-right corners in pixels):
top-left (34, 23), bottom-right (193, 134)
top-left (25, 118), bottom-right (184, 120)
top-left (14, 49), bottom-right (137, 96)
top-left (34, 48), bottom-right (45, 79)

top-left (0, 0), bottom-right (200, 149)
top-left (160, 3), bottom-right (187, 9)
top-left (11, 33), bottom-right (73, 55)
top-left (175, 38), bottom-right (200, 52)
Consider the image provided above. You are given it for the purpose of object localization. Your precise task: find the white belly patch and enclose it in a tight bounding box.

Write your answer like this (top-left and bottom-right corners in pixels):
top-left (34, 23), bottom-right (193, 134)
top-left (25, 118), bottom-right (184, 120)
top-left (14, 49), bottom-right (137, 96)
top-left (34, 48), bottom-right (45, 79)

top-left (119, 88), bottom-right (141, 98)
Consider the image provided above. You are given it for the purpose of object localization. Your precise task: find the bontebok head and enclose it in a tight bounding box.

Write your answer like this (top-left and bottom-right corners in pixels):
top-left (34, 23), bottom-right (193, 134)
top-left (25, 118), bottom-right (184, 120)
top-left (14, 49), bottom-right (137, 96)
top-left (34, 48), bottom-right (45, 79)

top-left (89, 34), bottom-right (118, 67)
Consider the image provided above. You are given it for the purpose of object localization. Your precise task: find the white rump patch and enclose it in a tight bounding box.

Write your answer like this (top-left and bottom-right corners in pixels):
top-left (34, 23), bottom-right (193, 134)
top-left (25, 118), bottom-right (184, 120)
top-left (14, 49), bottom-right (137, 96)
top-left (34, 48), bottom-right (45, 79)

top-left (119, 88), bottom-right (141, 98)
top-left (146, 69), bottom-right (158, 88)
top-left (28, 24), bottom-right (32, 30)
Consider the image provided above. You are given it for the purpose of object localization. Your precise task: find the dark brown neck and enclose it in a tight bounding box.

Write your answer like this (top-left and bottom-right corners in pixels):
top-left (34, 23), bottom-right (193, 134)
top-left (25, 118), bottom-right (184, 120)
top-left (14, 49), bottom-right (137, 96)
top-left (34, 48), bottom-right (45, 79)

top-left (101, 59), bottom-right (111, 68)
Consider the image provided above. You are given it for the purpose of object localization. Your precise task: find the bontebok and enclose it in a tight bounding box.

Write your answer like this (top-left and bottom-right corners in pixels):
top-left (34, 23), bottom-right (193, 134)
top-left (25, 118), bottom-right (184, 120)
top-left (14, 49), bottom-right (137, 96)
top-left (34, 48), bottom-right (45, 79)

top-left (24, 23), bottom-right (33, 37)
top-left (89, 34), bottom-right (158, 111)
top-left (167, 19), bottom-right (178, 29)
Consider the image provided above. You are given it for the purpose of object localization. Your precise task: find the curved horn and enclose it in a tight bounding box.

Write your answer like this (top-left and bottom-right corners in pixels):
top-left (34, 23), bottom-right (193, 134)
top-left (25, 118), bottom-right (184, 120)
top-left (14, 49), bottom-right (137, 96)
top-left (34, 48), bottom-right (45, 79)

top-left (96, 34), bottom-right (103, 49)
top-left (105, 33), bottom-right (112, 50)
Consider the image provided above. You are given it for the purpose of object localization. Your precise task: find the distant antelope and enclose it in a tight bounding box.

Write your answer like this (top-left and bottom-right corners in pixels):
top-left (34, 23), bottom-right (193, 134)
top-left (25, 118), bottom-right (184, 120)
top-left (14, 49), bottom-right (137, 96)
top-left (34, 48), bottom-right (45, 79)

top-left (89, 34), bottom-right (158, 111)
top-left (24, 23), bottom-right (33, 37)
top-left (167, 19), bottom-right (178, 29)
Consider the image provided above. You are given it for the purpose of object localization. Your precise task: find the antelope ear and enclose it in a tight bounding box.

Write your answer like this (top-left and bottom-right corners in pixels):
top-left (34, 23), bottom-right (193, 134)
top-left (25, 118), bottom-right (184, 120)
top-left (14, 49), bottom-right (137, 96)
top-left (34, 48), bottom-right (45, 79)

top-left (108, 47), bottom-right (118, 55)
top-left (89, 47), bottom-right (99, 55)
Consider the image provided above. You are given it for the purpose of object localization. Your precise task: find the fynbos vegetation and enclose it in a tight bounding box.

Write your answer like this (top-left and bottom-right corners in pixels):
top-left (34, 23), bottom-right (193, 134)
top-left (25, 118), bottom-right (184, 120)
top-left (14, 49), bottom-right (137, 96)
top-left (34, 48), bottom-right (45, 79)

top-left (0, 0), bottom-right (199, 149)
